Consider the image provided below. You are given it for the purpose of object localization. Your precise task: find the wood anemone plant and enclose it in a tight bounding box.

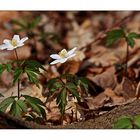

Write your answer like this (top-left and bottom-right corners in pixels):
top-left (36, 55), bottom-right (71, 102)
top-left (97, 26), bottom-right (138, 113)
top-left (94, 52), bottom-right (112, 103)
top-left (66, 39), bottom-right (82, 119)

top-left (0, 35), bottom-right (47, 124)
top-left (106, 28), bottom-right (140, 77)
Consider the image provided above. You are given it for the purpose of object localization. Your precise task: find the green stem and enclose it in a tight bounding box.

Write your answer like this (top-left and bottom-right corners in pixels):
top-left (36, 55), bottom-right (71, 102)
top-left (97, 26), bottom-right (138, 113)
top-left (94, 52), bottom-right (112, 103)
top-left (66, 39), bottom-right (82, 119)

top-left (14, 49), bottom-right (20, 100)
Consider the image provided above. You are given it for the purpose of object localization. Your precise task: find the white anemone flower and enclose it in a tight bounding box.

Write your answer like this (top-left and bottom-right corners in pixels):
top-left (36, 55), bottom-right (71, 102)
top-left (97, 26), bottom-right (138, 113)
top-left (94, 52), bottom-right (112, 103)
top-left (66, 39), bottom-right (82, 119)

top-left (0, 35), bottom-right (28, 50)
top-left (50, 47), bottom-right (77, 65)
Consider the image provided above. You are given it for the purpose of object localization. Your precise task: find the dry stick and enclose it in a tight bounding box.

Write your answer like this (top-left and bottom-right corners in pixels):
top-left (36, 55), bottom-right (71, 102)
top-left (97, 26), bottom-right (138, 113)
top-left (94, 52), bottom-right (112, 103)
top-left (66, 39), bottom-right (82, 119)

top-left (14, 49), bottom-right (20, 99)
top-left (80, 12), bottom-right (137, 51)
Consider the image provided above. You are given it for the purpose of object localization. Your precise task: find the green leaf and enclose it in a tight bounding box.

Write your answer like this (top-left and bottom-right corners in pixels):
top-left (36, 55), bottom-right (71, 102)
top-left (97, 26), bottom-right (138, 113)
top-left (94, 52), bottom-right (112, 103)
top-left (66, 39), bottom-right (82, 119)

top-left (126, 37), bottom-right (135, 48)
top-left (30, 16), bottom-right (41, 29)
top-left (0, 96), bottom-right (15, 112)
top-left (25, 68), bottom-right (39, 87)
top-left (66, 82), bottom-right (80, 102)
top-left (16, 99), bottom-right (27, 113)
top-left (77, 77), bottom-right (89, 94)
top-left (113, 116), bottom-right (133, 129)
top-left (12, 19), bottom-right (27, 28)
top-left (13, 68), bottom-right (23, 84)
top-left (23, 95), bottom-right (46, 118)
top-left (5, 63), bottom-right (12, 72)
top-left (106, 29), bottom-right (125, 46)
top-left (0, 64), bottom-right (5, 74)
top-left (9, 100), bottom-right (22, 117)
top-left (25, 60), bottom-right (46, 72)
top-left (128, 32), bottom-right (140, 39)
top-left (56, 88), bottom-right (67, 115)
top-left (134, 115), bottom-right (140, 129)
top-left (23, 95), bottom-right (44, 106)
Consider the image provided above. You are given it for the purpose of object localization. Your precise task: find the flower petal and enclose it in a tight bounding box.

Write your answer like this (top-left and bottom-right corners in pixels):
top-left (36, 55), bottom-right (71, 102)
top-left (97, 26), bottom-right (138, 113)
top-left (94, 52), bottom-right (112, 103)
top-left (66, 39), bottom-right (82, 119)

top-left (50, 59), bottom-right (62, 65)
top-left (13, 35), bottom-right (20, 42)
top-left (3, 39), bottom-right (11, 45)
top-left (50, 54), bottom-right (61, 59)
top-left (20, 36), bottom-right (28, 44)
top-left (0, 44), bottom-right (8, 50)
top-left (58, 58), bottom-right (68, 63)
top-left (67, 53), bottom-right (76, 59)
top-left (67, 47), bottom-right (77, 56)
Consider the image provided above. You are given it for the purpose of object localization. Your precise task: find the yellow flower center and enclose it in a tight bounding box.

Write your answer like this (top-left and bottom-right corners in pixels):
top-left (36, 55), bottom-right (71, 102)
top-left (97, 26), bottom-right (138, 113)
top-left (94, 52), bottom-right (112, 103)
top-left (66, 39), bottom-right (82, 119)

top-left (11, 39), bottom-right (17, 47)
top-left (58, 49), bottom-right (67, 58)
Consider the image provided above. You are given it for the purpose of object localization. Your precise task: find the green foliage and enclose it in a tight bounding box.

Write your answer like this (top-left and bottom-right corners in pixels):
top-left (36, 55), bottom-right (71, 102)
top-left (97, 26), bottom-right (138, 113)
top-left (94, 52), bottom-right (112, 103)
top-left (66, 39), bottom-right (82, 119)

top-left (133, 115), bottom-right (140, 128)
top-left (106, 29), bottom-right (125, 46)
top-left (126, 32), bottom-right (140, 48)
top-left (113, 116), bottom-right (132, 129)
top-left (0, 95), bottom-right (46, 121)
top-left (0, 96), bottom-right (16, 112)
top-left (13, 67), bottom-right (23, 84)
top-left (106, 28), bottom-right (140, 48)
top-left (0, 63), bottom-right (12, 74)
top-left (12, 60), bottom-right (46, 87)
top-left (46, 74), bottom-right (89, 117)
top-left (12, 16), bottom-right (41, 33)
top-left (23, 95), bottom-right (46, 119)
top-left (56, 88), bottom-right (67, 115)
top-left (113, 115), bottom-right (140, 129)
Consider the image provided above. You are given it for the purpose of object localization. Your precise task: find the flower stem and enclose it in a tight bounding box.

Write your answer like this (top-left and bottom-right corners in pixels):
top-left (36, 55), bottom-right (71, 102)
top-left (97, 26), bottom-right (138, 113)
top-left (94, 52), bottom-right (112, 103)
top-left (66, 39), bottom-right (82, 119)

top-left (124, 43), bottom-right (129, 77)
top-left (14, 49), bottom-right (20, 99)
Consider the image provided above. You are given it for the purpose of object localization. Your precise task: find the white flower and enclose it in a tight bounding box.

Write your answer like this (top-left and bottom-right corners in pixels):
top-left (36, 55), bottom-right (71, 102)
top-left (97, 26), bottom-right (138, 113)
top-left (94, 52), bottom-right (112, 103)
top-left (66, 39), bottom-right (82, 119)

top-left (0, 35), bottom-right (28, 50)
top-left (50, 47), bottom-right (77, 65)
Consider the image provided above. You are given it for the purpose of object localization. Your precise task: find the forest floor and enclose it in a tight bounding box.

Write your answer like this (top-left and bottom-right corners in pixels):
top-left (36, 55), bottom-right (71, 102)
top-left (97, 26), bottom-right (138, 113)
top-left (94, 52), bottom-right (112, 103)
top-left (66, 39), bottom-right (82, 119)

top-left (0, 11), bottom-right (140, 129)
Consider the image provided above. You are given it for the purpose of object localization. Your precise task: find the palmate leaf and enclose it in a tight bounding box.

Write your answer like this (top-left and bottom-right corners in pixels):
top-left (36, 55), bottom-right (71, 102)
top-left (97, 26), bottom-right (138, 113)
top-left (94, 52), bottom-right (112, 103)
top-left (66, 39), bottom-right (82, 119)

top-left (25, 60), bottom-right (46, 72)
top-left (126, 32), bottom-right (140, 48)
top-left (66, 82), bottom-right (81, 102)
top-left (25, 68), bottom-right (40, 87)
top-left (9, 99), bottom-right (28, 117)
top-left (23, 95), bottom-right (46, 119)
top-left (0, 96), bottom-right (16, 112)
top-left (5, 63), bottom-right (12, 72)
top-left (77, 77), bottom-right (89, 95)
top-left (16, 99), bottom-right (28, 113)
top-left (0, 63), bottom-right (12, 74)
top-left (13, 67), bottom-right (23, 84)
top-left (56, 88), bottom-right (67, 115)
top-left (106, 29), bottom-right (125, 46)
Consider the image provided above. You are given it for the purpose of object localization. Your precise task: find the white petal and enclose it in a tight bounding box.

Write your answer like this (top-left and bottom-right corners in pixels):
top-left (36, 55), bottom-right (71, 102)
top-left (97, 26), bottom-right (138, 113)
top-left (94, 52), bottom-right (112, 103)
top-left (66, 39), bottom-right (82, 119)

top-left (50, 59), bottom-right (62, 65)
top-left (67, 47), bottom-right (77, 56)
top-left (67, 53), bottom-right (76, 59)
top-left (7, 47), bottom-right (15, 50)
top-left (50, 54), bottom-right (61, 59)
top-left (58, 58), bottom-right (68, 63)
top-left (3, 39), bottom-right (11, 45)
top-left (13, 35), bottom-right (20, 42)
top-left (20, 36), bottom-right (28, 44)
top-left (0, 44), bottom-right (8, 50)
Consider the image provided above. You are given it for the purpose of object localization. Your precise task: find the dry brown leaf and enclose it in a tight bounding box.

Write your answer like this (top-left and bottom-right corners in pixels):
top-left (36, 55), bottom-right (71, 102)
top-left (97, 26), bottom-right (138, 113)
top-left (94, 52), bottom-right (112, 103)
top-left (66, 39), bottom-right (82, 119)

top-left (59, 60), bottom-right (81, 74)
top-left (84, 93), bottom-right (110, 110)
top-left (114, 77), bottom-right (136, 99)
top-left (87, 67), bottom-right (117, 90)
